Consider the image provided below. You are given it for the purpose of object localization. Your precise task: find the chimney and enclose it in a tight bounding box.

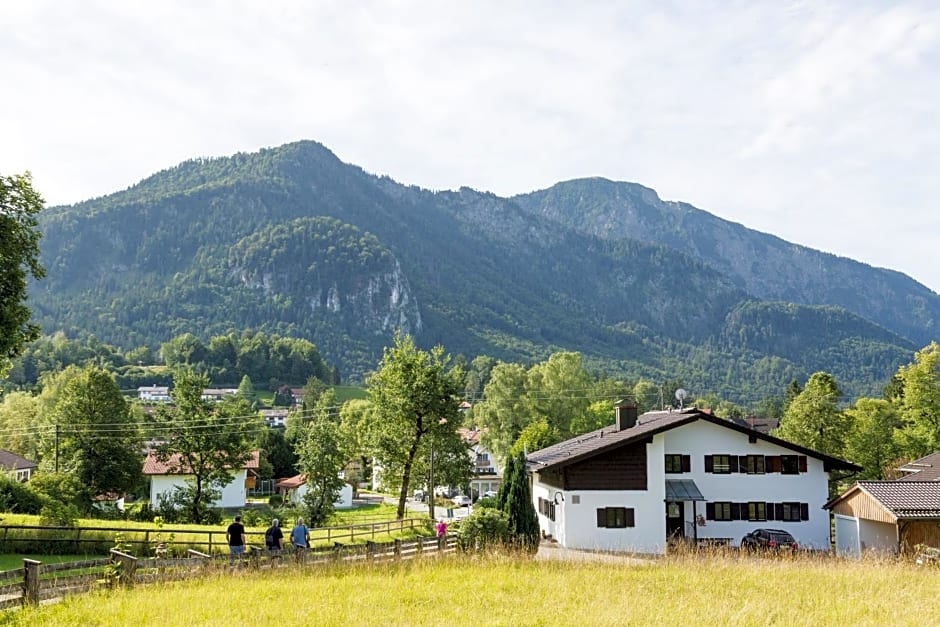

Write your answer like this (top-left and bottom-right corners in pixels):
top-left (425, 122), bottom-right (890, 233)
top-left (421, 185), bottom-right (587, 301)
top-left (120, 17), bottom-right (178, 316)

top-left (615, 401), bottom-right (638, 430)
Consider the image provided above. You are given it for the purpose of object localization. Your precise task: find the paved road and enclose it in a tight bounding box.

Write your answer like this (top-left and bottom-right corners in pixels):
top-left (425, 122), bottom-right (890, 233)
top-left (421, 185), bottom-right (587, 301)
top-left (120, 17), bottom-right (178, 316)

top-left (359, 492), bottom-right (470, 520)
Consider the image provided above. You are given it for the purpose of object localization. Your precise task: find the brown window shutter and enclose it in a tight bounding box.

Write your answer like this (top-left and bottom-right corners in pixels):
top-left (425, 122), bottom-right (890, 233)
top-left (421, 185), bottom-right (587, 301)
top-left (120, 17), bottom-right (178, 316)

top-left (625, 508), bottom-right (635, 527)
top-left (765, 503), bottom-right (775, 521)
top-left (775, 503), bottom-right (784, 521)
top-left (800, 503), bottom-right (810, 521)
top-left (706, 502), bottom-right (715, 520)
top-left (596, 508), bottom-right (607, 528)
top-left (768, 456), bottom-right (782, 473)
top-left (731, 503), bottom-right (741, 520)
top-left (681, 455), bottom-right (691, 473)
top-left (798, 456), bottom-right (808, 473)
top-left (729, 455), bottom-right (739, 473)
top-left (704, 455), bottom-right (713, 473)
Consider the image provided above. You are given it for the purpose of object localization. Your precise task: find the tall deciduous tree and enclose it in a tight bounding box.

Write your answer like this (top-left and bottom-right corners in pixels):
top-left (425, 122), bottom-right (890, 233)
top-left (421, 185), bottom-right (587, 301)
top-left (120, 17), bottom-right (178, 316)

top-left (774, 372), bottom-right (849, 457)
top-left (155, 368), bottom-right (262, 523)
top-left (843, 398), bottom-right (901, 480)
top-left (366, 333), bottom-right (463, 519)
top-left (50, 367), bottom-right (142, 503)
top-left (893, 342), bottom-right (940, 459)
top-left (296, 409), bottom-right (346, 527)
top-left (474, 362), bottom-right (529, 464)
top-left (0, 391), bottom-right (41, 461)
top-left (0, 172), bottom-right (45, 375)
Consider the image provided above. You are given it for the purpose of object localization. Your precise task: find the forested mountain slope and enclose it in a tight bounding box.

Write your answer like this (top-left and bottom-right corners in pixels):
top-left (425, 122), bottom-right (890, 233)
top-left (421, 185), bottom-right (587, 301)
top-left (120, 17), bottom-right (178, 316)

top-left (28, 141), bottom-right (929, 402)
top-left (513, 178), bottom-right (939, 346)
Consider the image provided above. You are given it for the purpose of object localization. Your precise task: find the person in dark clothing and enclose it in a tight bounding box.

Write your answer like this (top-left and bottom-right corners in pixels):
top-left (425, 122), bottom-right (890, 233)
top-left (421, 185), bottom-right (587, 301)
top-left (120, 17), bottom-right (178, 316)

top-left (265, 518), bottom-right (284, 557)
top-left (226, 515), bottom-right (247, 564)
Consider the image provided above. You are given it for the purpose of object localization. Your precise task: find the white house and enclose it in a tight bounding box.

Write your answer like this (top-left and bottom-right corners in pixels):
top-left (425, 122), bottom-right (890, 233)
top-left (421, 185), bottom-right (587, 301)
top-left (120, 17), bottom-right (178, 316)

top-left (144, 450), bottom-right (261, 509)
top-left (201, 388), bottom-right (239, 402)
top-left (0, 450), bottom-right (37, 482)
top-left (137, 385), bottom-right (171, 403)
top-left (275, 474), bottom-right (353, 509)
top-left (459, 427), bottom-right (502, 498)
top-left (260, 408), bottom-right (289, 428)
top-left (526, 404), bottom-right (860, 555)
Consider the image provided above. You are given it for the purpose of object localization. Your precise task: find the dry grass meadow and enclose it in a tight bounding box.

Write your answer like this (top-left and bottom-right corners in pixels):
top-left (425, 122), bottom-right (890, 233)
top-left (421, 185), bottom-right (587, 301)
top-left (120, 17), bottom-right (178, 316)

top-left (5, 550), bottom-right (940, 626)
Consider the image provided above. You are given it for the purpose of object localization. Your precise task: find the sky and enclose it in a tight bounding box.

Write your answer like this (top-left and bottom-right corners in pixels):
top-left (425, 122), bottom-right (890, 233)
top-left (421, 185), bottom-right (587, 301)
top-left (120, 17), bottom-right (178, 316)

top-left (3, 1), bottom-right (939, 292)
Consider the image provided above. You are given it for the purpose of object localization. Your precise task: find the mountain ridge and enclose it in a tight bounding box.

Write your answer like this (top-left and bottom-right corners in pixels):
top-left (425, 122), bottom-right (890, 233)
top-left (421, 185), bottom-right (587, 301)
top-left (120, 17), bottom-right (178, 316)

top-left (27, 140), bottom-right (931, 403)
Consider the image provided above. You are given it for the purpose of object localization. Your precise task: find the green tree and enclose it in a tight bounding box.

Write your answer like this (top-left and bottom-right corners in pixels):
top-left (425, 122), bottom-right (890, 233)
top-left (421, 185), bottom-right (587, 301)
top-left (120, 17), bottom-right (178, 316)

top-left (0, 391), bottom-right (41, 461)
top-left (237, 375), bottom-right (255, 401)
top-left (773, 372), bottom-right (848, 457)
top-left (474, 363), bottom-right (529, 464)
top-left (893, 342), bottom-right (940, 458)
top-left (366, 333), bottom-right (463, 519)
top-left (510, 417), bottom-right (559, 457)
top-left (0, 172), bottom-right (46, 375)
top-left (843, 398), bottom-right (901, 480)
top-left (500, 451), bottom-right (539, 552)
top-left (523, 352), bottom-right (592, 438)
top-left (261, 426), bottom-right (296, 479)
top-left (47, 367), bottom-right (142, 503)
top-left (633, 379), bottom-right (661, 413)
top-left (154, 368), bottom-right (262, 523)
top-left (296, 412), bottom-right (347, 527)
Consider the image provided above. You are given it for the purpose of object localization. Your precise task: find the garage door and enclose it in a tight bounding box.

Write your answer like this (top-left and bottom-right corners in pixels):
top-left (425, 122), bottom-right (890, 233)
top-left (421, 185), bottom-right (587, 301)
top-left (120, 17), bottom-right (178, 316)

top-left (834, 514), bottom-right (860, 558)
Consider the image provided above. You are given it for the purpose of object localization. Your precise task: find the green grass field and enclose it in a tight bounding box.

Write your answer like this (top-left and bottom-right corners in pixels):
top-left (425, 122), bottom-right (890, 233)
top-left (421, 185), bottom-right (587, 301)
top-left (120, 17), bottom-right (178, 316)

top-left (6, 552), bottom-right (940, 626)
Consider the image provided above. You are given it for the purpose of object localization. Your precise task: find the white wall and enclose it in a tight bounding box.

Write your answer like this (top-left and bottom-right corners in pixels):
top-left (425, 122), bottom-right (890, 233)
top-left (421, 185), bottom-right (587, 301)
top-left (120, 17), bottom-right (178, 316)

top-left (662, 421), bottom-right (832, 549)
top-left (289, 482), bottom-right (354, 509)
top-left (149, 469), bottom-right (248, 509)
top-left (834, 514), bottom-right (860, 558)
top-left (858, 518), bottom-right (898, 556)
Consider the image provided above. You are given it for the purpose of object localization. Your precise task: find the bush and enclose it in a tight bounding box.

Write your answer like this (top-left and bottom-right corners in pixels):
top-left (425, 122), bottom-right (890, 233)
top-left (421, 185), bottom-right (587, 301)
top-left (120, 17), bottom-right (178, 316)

top-left (474, 496), bottom-right (498, 510)
top-left (0, 475), bottom-right (45, 514)
top-left (39, 501), bottom-right (80, 527)
top-left (29, 472), bottom-right (91, 513)
top-left (238, 508), bottom-right (267, 527)
top-left (457, 508), bottom-right (511, 552)
top-left (268, 494), bottom-right (283, 507)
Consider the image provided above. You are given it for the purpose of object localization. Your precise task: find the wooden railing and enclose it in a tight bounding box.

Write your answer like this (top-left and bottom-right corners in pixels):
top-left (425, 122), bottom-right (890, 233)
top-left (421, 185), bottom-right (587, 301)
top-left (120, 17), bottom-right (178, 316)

top-left (0, 535), bottom-right (458, 608)
top-left (0, 518), bottom-right (427, 555)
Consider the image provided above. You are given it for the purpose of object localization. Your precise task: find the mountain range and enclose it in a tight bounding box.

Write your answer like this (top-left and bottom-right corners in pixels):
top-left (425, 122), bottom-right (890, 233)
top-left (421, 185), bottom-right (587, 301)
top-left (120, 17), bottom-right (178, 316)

top-left (29, 140), bottom-right (938, 404)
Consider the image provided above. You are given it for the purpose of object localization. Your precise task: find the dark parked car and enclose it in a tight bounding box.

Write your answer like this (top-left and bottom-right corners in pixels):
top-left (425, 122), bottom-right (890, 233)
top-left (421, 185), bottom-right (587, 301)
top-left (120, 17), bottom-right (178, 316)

top-left (740, 529), bottom-right (799, 551)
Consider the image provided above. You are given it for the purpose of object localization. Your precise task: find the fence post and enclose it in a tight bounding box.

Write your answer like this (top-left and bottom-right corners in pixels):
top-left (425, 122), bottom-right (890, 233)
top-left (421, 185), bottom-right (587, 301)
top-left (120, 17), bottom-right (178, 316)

top-left (394, 539), bottom-right (401, 559)
top-left (366, 541), bottom-right (376, 561)
top-left (144, 530), bottom-right (150, 556)
top-left (23, 559), bottom-right (41, 606)
top-left (110, 549), bottom-right (138, 586)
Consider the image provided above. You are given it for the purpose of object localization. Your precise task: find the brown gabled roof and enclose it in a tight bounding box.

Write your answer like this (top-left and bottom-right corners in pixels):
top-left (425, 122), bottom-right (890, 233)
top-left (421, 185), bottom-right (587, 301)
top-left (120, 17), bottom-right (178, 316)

top-left (526, 408), bottom-right (860, 473)
top-left (898, 452), bottom-right (940, 481)
top-left (275, 474), bottom-right (305, 489)
top-left (143, 450), bottom-right (260, 475)
top-left (826, 480), bottom-right (940, 519)
top-left (0, 450), bottom-right (37, 471)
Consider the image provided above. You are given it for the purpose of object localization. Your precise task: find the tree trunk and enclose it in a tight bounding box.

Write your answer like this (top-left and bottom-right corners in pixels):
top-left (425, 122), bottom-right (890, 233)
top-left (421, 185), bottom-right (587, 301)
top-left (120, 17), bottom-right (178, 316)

top-left (192, 476), bottom-right (203, 524)
top-left (396, 434), bottom-right (423, 519)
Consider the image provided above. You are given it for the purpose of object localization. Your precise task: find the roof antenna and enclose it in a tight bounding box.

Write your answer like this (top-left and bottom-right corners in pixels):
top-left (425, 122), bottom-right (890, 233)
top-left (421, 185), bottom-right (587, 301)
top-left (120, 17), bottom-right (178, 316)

top-left (675, 388), bottom-right (689, 410)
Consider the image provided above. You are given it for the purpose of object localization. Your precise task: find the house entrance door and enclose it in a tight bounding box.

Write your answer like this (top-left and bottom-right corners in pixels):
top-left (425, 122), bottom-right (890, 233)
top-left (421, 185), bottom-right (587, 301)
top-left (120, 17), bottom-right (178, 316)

top-left (665, 501), bottom-right (684, 538)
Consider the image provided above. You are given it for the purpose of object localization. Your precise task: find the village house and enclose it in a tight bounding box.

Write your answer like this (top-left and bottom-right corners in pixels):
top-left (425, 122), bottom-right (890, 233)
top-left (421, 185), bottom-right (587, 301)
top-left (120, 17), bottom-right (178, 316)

top-left (458, 427), bottom-right (501, 499)
top-left (526, 403), bottom-right (859, 555)
top-left (137, 385), bottom-right (170, 403)
top-left (143, 450), bottom-right (261, 509)
top-left (0, 450), bottom-right (37, 482)
top-left (275, 473), bottom-right (353, 509)
top-left (260, 408), bottom-right (289, 429)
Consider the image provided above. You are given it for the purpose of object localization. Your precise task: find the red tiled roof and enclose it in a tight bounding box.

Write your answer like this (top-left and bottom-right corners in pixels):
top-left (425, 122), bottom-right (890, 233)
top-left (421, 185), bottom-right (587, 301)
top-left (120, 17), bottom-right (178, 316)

top-left (143, 450), bottom-right (260, 475)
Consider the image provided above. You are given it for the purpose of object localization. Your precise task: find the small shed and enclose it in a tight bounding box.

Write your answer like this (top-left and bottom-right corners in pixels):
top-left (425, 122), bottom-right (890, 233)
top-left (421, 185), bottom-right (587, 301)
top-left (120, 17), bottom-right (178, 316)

top-left (825, 481), bottom-right (940, 557)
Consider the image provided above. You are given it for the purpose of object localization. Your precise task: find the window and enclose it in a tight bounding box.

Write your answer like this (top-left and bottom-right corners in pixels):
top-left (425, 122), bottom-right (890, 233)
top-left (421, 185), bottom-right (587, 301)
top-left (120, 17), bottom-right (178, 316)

top-left (596, 507), bottom-right (635, 528)
top-left (665, 454), bottom-right (690, 473)
top-left (781, 455), bottom-right (800, 474)
top-left (742, 455), bottom-right (765, 474)
top-left (538, 497), bottom-right (556, 521)
top-left (712, 455), bottom-right (731, 474)
top-left (778, 502), bottom-right (810, 522)
top-left (747, 502), bottom-right (767, 521)
top-left (713, 502), bottom-right (732, 521)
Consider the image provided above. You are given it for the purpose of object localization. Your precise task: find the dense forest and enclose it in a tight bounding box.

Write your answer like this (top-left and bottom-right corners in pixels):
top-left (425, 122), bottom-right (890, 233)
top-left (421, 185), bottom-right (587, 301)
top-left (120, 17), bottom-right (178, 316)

top-left (24, 140), bottom-right (939, 404)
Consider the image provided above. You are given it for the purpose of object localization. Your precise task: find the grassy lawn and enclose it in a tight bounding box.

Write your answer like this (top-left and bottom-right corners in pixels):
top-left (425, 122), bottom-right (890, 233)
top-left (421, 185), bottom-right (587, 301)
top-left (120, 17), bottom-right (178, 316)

top-left (6, 553), bottom-right (940, 625)
top-left (0, 554), bottom-right (92, 571)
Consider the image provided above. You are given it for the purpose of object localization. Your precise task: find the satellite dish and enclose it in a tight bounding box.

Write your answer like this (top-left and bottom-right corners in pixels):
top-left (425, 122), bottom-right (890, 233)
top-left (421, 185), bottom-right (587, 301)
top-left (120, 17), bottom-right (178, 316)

top-left (675, 388), bottom-right (689, 409)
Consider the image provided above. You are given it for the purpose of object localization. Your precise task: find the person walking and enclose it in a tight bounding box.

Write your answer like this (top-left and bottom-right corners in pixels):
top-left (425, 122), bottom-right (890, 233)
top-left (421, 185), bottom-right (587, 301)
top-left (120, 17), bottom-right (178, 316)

top-left (226, 514), bottom-right (247, 565)
top-left (290, 517), bottom-right (310, 562)
top-left (435, 518), bottom-right (447, 549)
top-left (265, 518), bottom-right (284, 558)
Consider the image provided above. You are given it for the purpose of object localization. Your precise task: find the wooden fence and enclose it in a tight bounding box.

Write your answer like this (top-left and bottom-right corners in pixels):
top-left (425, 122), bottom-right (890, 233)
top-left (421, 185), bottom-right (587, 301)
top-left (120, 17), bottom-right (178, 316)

top-left (0, 518), bottom-right (426, 556)
top-left (0, 535), bottom-right (458, 609)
